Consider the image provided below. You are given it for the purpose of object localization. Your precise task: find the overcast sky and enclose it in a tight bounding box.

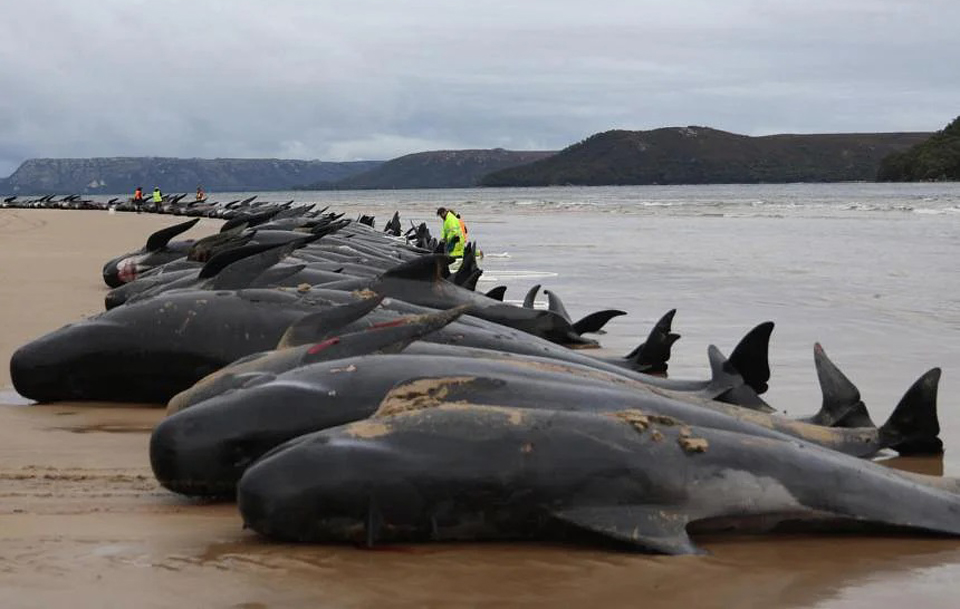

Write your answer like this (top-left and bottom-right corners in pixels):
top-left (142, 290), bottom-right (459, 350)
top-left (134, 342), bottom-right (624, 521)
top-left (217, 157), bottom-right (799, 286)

top-left (1, 0), bottom-right (957, 176)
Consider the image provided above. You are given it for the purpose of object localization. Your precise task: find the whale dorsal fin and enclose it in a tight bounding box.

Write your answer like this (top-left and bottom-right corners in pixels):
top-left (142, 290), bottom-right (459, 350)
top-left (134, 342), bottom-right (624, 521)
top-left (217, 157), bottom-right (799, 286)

top-left (878, 368), bottom-right (943, 455)
top-left (484, 286), bottom-right (507, 301)
top-left (249, 264), bottom-right (307, 288)
top-left (380, 254), bottom-right (452, 283)
top-left (145, 218), bottom-right (200, 251)
top-left (523, 284), bottom-right (541, 308)
top-left (208, 242), bottom-right (304, 291)
top-left (300, 305), bottom-right (471, 366)
top-left (808, 342), bottom-right (867, 426)
top-left (623, 309), bottom-right (679, 373)
top-left (198, 242), bottom-right (279, 280)
top-left (728, 322), bottom-right (774, 395)
top-left (543, 289), bottom-right (572, 323)
top-left (276, 292), bottom-right (385, 349)
top-left (572, 310), bottom-right (627, 336)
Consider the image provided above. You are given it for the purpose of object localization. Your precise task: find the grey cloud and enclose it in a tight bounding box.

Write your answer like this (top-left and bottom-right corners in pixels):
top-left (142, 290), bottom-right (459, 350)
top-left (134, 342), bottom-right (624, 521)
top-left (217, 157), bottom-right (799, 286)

top-left (1, 0), bottom-right (957, 176)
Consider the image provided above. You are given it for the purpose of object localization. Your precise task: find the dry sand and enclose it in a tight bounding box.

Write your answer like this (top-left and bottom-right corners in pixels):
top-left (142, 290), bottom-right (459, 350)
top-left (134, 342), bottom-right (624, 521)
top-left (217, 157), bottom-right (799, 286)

top-left (1, 208), bottom-right (959, 609)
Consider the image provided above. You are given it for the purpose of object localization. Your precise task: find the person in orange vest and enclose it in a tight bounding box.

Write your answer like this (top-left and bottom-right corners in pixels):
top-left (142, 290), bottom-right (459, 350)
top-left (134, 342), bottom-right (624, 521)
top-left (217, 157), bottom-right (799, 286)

top-left (196, 185), bottom-right (206, 202)
top-left (132, 186), bottom-right (144, 213)
top-left (450, 209), bottom-right (481, 258)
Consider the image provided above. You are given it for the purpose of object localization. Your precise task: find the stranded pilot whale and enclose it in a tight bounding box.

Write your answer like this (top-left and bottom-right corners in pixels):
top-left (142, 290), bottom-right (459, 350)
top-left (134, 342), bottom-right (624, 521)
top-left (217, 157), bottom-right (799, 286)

top-left (150, 348), bottom-right (939, 497)
top-left (9, 288), bottom-right (322, 403)
top-left (236, 403), bottom-right (960, 553)
top-left (102, 218), bottom-right (203, 287)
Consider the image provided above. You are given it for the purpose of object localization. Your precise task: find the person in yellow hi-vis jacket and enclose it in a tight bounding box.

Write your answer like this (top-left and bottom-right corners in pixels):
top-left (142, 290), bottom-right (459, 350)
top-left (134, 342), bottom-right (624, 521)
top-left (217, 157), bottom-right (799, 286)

top-left (436, 207), bottom-right (465, 258)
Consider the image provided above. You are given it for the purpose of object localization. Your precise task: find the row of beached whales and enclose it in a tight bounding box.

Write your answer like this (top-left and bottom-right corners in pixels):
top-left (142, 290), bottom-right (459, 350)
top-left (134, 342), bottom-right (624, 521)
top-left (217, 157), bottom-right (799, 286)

top-left (0, 193), bottom-right (387, 223)
top-left (1, 192), bottom-right (218, 214)
top-left (8, 204), bottom-right (958, 555)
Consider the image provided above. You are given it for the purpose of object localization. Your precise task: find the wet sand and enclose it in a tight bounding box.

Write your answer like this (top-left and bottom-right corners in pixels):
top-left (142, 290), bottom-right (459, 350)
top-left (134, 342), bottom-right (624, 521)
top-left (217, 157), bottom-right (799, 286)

top-left (2, 208), bottom-right (959, 608)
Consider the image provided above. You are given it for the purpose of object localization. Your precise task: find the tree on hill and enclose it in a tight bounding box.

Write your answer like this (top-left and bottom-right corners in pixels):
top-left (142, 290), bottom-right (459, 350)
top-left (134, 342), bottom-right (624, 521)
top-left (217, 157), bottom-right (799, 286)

top-left (877, 116), bottom-right (960, 181)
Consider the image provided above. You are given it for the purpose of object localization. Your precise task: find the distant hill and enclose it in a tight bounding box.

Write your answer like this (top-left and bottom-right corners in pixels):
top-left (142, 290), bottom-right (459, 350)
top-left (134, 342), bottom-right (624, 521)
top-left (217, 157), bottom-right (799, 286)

top-left (301, 149), bottom-right (557, 190)
top-left (877, 116), bottom-right (960, 181)
top-left (480, 127), bottom-right (932, 186)
top-left (0, 157), bottom-right (383, 195)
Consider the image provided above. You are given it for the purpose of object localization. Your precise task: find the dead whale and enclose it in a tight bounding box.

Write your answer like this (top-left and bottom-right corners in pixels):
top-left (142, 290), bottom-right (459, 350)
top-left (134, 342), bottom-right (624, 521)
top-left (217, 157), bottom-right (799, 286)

top-left (237, 403), bottom-right (960, 553)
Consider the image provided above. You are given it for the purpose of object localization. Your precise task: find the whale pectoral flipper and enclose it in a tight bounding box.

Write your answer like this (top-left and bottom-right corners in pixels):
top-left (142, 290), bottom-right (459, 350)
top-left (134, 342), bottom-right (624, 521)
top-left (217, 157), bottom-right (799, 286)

top-left (551, 506), bottom-right (704, 555)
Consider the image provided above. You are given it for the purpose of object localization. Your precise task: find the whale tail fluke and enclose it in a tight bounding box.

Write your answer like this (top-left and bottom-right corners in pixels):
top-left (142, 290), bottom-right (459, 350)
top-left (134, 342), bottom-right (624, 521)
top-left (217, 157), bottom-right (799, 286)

top-left (879, 368), bottom-right (943, 455)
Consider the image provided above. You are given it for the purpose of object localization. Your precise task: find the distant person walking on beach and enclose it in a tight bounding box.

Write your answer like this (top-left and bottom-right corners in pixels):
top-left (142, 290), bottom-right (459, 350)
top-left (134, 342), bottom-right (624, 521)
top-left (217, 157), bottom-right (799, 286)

top-left (196, 185), bottom-right (205, 202)
top-left (152, 187), bottom-right (163, 209)
top-left (132, 186), bottom-right (144, 213)
top-left (436, 207), bottom-right (465, 258)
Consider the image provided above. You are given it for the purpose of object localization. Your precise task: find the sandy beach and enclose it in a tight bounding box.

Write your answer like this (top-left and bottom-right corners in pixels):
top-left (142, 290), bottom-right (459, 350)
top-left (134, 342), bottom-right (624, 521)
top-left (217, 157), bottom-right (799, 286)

top-left (2, 207), bottom-right (959, 609)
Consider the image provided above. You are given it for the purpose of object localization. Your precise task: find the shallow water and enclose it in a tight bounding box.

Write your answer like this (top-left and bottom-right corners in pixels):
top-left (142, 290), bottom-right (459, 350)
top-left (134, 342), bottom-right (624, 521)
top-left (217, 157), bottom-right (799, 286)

top-left (3, 183), bottom-right (960, 608)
